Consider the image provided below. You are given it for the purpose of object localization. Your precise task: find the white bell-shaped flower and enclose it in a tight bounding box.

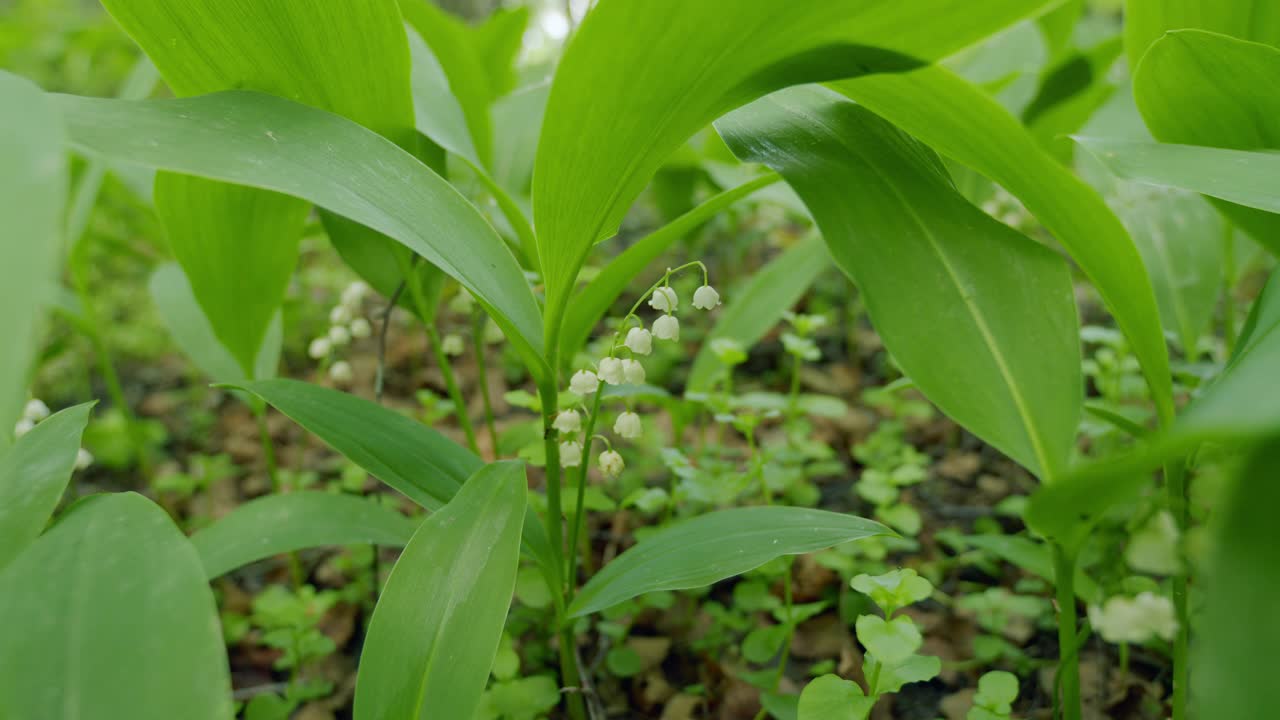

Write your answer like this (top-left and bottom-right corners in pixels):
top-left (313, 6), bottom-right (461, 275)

top-left (329, 360), bottom-right (354, 384)
top-left (74, 448), bottom-right (94, 471)
top-left (625, 327), bottom-right (653, 355)
top-left (598, 357), bottom-right (625, 385)
top-left (441, 334), bottom-right (465, 356)
top-left (23, 399), bottom-right (50, 423)
top-left (308, 337), bottom-right (332, 359)
top-left (652, 315), bottom-right (680, 341)
top-left (598, 449), bottom-right (625, 478)
top-left (341, 281), bottom-right (369, 308)
top-left (553, 410), bottom-right (582, 435)
top-left (569, 369), bottom-right (600, 395)
top-left (560, 440), bottom-right (583, 467)
top-left (614, 411), bottom-right (643, 439)
top-left (329, 304), bottom-right (353, 325)
top-left (621, 359), bottom-right (646, 385)
top-left (648, 286), bottom-right (678, 312)
top-left (692, 285), bottom-right (720, 310)
top-left (328, 325), bottom-right (352, 346)
top-left (349, 318), bottom-right (372, 339)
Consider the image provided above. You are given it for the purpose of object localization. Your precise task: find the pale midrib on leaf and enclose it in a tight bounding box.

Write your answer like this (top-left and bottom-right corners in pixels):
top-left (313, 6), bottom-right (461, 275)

top-left (819, 114), bottom-right (1057, 481)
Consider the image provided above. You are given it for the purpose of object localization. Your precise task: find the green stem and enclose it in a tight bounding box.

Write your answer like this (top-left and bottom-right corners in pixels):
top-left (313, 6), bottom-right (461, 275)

top-left (255, 405), bottom-right (280, 493)
top-left (1222, 223), bottom-right (1238, 356)
top-left (426, 325), bottom-right (479, 455)
top-left (471, 309), bottom-right (500, 457)
top-left (774, 557), bottom-right (796, 690)
top-left (1052, 543), bottom-right (1082, 720)
top-left (1166, 459), bottom-right (1190, 720)
top-left (567, 388), bottom-right (605, 601)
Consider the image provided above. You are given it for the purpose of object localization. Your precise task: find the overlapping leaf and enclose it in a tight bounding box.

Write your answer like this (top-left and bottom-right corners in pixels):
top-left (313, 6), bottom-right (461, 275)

top-left (718, 87), bottom-right (1081, 479)
top-left (354, 462), bottom-right (526, 720)
top-left (533, 0), bottom-right (1057, 333)
top-left (1124, 0), bottom-right (1280, 68)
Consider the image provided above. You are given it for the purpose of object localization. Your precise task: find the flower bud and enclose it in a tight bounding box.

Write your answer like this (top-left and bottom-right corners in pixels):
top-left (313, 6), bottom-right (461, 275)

top-left (349, 318), bottom-right (372, 339)
top-left (328, 325), bottom-right (352, 346)
top-left (621, 359), bottom-right (646, 385)
top-left (23, 399), bottom-right (50, 423)
top-left (553, 410), bottom-right (582, 435)
top-left (652, 315), bottom-right (680, 341)
top-left (441, 333), bottom-right (465, 356)
top-left (308, 337), bottom-right (332, 359)
top-left (341, 281), bottom-right (369, 308)
top-left (614, 411), bottom-right (642, 439)
top-left (648, 286), bottom-right (678, 312)
top-left (625, 327), bottom-right (653, 355)
top-left (692, 285), bottom-right (720, 310)
top-left (74, 448), bottom-right (93, 471)
top-left (598, 357), bottom-right (625, 385)
top-left (560, 440), bottom-right (583, 467)
top-left (329, 360), bottom-right (353, 384)
top-left (329, 304), bottom-right (353, 325)
top-left (569, 369), bottom-right (600, 395)
top-left (598, 449), bottom-right (625, 478)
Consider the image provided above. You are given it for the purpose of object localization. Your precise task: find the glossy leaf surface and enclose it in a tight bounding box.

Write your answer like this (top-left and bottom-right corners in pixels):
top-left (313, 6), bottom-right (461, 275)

top-left (718, 87), bottom-right (1081, 478)
top-left (0, 403), bottom-right (93, 572)
top-left (0, 493), bottom-right (232, 720)
top-left (831, 67), bottom-right (1173, 422)
top-left (192, 491), bottom-right (417, 579)
top-left (1133, 30), bottom-right (1280, 255)
top-left (570, 506), bottom-right (889, 617)
top-left (354, 461), bottom-right (526, 720)
top-left (1124, 0), bottom-right (1280, 69)
top-left (55, 90), bottom-right (545, 365)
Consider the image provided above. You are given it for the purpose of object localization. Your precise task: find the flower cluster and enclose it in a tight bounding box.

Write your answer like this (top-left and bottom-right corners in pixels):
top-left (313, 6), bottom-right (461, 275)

top-left (1087, 591), bottom-right (1178, 644)
top-left (308, 281), bottom-right (374, 385)
top-left (556, 272), bottom-right (720, 479)
top-left (14, 398), bottom-right (92, 470)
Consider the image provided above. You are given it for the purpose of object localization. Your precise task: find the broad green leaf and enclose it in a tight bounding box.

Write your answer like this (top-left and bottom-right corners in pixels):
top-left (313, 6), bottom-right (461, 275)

top-left (533, 0), bottom-right (1058, 333)
top-left (798, 675), bottom-right (875, 720)
top-left (563, 173), bottom-right (785, 362)
top-left (406, 23), bottom-right (480, 166)
top-left (0, 493), bottom-right (232, 719)
top-left (354, 461), bottom-right (526, 720)
top-left (192, 491), bottom-right (418, 579)
top-left (1133, 30), bottom-right (1280, 255)
top-left (225, 379), bottom-right (559, 597)
top-left (1197, 437), bottom-right (1280, 720)
top-left (0, 403), bottom-right (93, 572)
top-left (869, 653), bottom-right (942, 694)
top-left (1028, 270), bottom-right (1280, 539)
top-left (569, 506), bottom-right (890, 617)
top-left (686, 233), bottom-right (831, 392)
top-left (856, 615), bottom-right (921, 665)
top-left (718, 87), bottom-right (1080, 479)
top-left (149, 262), bottom-right (281, 382)
top-left (101, 0), bottom-right (417, 374)
top-left (831, 67), bottom-right (1173, 423)
top-left (1023, 37), bottom-right (1123, 162)
top-left (0, 72), bottom-right (66, 451)
top-left (55, 90), bottom-right (546, 369)
top-left (491, 83), bottom-right (549, 195)
top-left (1124, 0), bottom-right (1280, 69)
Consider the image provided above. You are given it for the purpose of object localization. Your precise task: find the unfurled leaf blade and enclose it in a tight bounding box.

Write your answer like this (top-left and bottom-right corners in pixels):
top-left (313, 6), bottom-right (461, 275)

top-left (55, 90), bottom-right (545, 366)
top-left (1124, 0), bottom-right (1280, 69)
top-left (831, 67), bottom-right (1173, 422)
top-left (718, 87), bottom-right (1081, 478)
top-left (0, 403), bottom-right (93, 572)
top-left (354, 461), bottom-right (526, 720)
top-left (534, 0), bottom-right (1057, 328)
top-left (0, 493), bottom-right (233, 720)
top-left (0, 72), bottom-right (66, 450)
top-left (569, 506), bottom-right (890, 617)
top-left (191, 492), bottom-right (418, 579)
